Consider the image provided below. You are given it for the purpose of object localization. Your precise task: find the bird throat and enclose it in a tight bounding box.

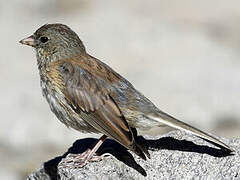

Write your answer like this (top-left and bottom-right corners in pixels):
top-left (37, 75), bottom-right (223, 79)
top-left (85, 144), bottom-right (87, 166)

top-left (36, 46), bottom-right (84, 70)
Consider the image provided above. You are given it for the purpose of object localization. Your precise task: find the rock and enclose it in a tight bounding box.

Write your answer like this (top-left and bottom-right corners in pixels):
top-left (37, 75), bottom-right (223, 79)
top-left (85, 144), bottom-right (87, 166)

top-left (27, 131), bottom-right (240, 180)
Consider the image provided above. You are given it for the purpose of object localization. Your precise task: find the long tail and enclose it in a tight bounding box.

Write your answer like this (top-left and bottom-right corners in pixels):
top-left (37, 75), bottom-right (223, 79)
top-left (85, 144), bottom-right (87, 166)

top-left (148, 111), bottom-right (234, 152)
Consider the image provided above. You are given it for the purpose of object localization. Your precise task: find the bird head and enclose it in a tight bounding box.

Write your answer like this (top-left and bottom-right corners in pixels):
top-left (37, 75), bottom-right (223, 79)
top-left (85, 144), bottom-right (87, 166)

top-left (20, 23), bottom-right (86, 64)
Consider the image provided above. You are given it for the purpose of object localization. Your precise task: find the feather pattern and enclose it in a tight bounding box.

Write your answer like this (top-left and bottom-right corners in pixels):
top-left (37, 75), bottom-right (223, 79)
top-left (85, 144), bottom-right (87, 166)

top-left (47, 57), bottom-right (149, 159)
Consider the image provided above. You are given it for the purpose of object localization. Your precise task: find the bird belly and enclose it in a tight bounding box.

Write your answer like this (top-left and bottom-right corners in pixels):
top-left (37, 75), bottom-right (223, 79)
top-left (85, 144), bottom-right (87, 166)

top-left (41, 82), bottom-right (98, 133)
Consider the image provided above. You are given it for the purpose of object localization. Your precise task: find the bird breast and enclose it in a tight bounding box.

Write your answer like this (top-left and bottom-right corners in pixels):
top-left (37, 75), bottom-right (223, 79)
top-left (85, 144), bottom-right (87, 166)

top-left (40, 77), bottom-right (98, 133)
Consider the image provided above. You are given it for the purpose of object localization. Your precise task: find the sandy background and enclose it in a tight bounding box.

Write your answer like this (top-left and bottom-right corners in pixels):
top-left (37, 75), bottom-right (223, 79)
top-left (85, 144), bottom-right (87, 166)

top-left (1, 1), bottom-right (240, 179)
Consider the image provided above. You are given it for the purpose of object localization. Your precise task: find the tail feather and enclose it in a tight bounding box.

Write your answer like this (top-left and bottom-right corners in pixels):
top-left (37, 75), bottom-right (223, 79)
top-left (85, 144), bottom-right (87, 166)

top-left (149, 112), bottom-right (234, 152)
top-left (130, 127), bottom-right (150, 160)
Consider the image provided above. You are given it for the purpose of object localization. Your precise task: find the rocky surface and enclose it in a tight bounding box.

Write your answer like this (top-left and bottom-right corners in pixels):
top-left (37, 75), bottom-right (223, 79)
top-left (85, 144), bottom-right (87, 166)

top-left (27, 131), bottom-right (240, 180)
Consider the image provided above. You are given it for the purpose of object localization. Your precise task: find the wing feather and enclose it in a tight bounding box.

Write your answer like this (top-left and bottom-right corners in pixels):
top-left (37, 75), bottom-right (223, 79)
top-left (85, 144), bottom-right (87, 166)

top-left (52, 60), bottom-right (148, 159)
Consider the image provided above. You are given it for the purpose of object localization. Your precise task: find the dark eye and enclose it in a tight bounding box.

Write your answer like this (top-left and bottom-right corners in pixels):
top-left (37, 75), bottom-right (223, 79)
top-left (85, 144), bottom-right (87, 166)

top-left (40, 36), bottom-right (49, 43)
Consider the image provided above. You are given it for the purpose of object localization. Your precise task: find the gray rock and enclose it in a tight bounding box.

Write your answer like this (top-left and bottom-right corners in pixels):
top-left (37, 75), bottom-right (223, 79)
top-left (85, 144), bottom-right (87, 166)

top-left (27, 131), bottom-right (240, 180)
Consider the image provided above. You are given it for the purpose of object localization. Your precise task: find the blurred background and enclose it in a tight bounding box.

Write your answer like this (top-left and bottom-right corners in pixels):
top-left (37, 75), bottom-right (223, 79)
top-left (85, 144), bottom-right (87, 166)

top-left (1, 0), bottom-right (240, 179)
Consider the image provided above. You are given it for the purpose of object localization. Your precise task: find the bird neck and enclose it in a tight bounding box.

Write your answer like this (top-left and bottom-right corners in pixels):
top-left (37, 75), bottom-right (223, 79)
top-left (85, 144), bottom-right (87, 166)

top-left (35, 47), bottom-right (86, 70)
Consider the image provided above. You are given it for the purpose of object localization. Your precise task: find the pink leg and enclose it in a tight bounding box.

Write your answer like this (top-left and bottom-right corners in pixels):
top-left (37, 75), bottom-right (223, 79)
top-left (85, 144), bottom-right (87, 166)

top-left (63, 135), bottom-right (109, 168)
top-left (86, 135), bottom-right (107, 161)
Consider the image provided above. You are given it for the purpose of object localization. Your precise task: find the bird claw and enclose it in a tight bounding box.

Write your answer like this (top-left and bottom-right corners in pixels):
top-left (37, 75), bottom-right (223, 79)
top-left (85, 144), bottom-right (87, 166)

top-left (62, 150), bottom-right (111, 168)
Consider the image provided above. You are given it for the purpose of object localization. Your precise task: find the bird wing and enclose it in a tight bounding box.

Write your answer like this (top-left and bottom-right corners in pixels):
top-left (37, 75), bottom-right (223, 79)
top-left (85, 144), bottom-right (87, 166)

top-left (48, 59), bottom-right (148, 159)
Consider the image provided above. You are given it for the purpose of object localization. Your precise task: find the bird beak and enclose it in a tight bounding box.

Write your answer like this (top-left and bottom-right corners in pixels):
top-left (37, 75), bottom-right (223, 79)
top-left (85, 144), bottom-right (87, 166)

top-left (19, 35), bottom-right (36, 47)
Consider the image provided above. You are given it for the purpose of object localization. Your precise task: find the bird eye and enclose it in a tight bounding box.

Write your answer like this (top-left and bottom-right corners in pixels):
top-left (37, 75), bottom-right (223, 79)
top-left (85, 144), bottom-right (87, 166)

top-left (40, 36), bottom-right (49, 43)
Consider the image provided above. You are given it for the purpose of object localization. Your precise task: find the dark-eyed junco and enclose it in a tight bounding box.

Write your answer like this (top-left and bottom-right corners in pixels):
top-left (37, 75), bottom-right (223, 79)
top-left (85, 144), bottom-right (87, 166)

top-left (20, 23), bottom-right (233, 167)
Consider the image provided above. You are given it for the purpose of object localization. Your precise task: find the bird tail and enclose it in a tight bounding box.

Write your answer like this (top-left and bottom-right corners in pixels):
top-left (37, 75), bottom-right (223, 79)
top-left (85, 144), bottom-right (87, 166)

top-left (148, 111), bottom-right (234, 153)
top-left (129, 127), bottom-right (150, 160)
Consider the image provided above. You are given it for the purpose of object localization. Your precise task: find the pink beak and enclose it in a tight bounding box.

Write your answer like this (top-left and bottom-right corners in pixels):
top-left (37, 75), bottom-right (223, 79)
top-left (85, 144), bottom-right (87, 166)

top-left (19, 35), bottom-right (36, 47)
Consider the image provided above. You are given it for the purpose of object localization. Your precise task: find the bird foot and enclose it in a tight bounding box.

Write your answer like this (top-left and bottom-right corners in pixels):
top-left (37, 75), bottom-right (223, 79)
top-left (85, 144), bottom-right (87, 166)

top-left (62, 149), bottom-right (111, 168)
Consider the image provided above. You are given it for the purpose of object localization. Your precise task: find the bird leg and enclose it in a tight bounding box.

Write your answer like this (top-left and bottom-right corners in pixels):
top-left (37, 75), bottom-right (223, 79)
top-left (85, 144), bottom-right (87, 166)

top-left (63, 135), bottom-right (109, 168)
top-left (85, 135), bottom-right (108, 161)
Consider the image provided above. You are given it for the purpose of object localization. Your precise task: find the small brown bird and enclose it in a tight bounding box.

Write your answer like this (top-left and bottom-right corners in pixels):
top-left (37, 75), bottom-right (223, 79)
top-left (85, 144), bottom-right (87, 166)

top-left (20, 23), bottom-right (233, 166)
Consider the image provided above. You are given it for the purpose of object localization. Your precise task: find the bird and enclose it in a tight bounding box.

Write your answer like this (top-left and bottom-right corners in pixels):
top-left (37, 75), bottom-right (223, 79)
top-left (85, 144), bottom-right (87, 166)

top-left (20, 23), bottom-right (233, 166)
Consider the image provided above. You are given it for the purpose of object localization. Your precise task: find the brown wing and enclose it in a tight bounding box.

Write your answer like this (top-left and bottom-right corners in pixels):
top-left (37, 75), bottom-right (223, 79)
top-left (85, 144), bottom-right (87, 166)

top-left (50, 59), bottom-right (149, 159)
